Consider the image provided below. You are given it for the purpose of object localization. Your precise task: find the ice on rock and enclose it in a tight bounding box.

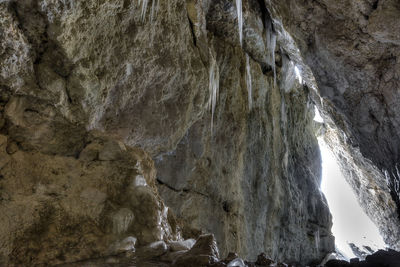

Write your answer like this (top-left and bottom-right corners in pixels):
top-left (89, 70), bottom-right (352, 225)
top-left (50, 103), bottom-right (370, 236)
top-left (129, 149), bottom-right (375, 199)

top-left (235, 0), bottom-right (243, 45)
top-left (150, 0), bottom-right (159, 22)
top-left (295, 66), bottom-right (303, 84)
top-left (280, 54), bottom-right (296, 93)
top-left (133, 175), bottom-right (148, 187)
top-left (208, 50), bottom-right (220, 133)
top-left (314, 106), bottom-right (324, 123)
top-left (138, 0), bottom-right (159, 22)
top-left (138, 0), bottom-right (148, 22)
top-left (227, 258), bottom-right (246, 267)
top-left (126, 63), bottom-right (133, 76)
top-left (246, 54), bottom-right (252, 110)
top-left (315, 228), bottom-right (320, 251)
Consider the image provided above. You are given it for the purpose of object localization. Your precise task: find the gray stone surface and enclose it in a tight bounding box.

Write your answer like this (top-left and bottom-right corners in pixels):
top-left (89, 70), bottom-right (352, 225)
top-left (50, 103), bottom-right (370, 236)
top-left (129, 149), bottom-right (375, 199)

top-left (0, 0), bottom-right (352, 266)
top-left (265, 0), bottom-right (400, 250)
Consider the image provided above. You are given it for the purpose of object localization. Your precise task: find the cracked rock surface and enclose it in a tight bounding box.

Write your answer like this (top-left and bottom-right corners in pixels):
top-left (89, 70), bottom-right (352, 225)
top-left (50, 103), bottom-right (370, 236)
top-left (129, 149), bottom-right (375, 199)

top-left (0, 0), bottom-right (372, 266)
top-left (266, 0), bottom-right (400, 250)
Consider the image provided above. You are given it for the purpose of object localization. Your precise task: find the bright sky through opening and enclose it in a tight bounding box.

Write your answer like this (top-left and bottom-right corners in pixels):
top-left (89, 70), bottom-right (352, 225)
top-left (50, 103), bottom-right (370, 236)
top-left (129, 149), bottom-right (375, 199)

top-left (314, 107), bottom-right (386, 259)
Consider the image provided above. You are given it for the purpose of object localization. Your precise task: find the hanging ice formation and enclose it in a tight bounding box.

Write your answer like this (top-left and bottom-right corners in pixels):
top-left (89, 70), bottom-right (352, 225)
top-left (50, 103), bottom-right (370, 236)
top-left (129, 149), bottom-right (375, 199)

top-left (281, 53), bottom-right (296, 93)
top-left (235, 0), bottom-right (243, 45)
top-left (208, 51), bottom-right (220, 133)
top-left (314, 229), bottom-right (320, 251)
top-left (150, 0), bottom-right (159, 22)
top-left (138, 0), bottom-right (159, 22)
top-left (266, 20), bottom-right (277, 86)
top-left (246, 54), bottom-right (253, 110)
top-left (295, 66), bottom-right (303, 84)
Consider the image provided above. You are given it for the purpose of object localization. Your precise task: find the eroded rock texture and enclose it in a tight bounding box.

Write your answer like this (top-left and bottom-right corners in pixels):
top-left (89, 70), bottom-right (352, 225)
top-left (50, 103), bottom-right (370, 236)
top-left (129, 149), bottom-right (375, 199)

top-left (265, 0), bottom-right (400, 250)
top-left (0, 0), bottom-right (338, 266)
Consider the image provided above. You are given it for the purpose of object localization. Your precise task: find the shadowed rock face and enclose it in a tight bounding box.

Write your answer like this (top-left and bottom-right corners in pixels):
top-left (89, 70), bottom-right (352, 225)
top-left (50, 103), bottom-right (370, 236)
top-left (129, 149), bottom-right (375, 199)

top-left (9, 0), bottom-right (400, 265)
top-left (264, 0), bottom-right (400, 250)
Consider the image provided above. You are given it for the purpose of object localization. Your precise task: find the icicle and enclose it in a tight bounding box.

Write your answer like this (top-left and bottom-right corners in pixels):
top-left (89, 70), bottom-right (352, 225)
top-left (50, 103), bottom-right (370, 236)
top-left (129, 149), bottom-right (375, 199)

top-left (384, 169), bottom-right (391, 187)
top-left (141, 0), bottom-right (149, 22)
top-left (208, 51), bottom-right (220, 133)
top-left (295, 66), bottom-right (303, 84)
top-left (235, 0), bottom-right (243, 46)
top-left (150, 0), bottom-right (159, 22)
top-left (314, 229), bottom-right (320, 251)
top-left (246, 54), bottom-right (252, 110)
top-left (267, 20), bottom-right (277, 86)
top-left (281, 54), bottom-right (296, 92)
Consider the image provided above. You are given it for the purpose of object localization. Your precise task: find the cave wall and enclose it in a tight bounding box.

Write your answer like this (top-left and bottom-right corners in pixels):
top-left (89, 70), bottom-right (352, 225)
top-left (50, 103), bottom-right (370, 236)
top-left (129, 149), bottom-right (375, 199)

top-left (156, 1), bottom-right (333, 264)
top-left (0, 0), bottom-right (335, 265)
top-left (265, 0), bottom-right (400, 250)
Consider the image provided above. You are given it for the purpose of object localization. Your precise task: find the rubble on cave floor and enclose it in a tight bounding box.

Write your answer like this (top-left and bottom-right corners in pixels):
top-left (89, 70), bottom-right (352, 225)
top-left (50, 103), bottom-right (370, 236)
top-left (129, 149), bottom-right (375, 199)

top-left (54, 232), bottom-right (400, 267)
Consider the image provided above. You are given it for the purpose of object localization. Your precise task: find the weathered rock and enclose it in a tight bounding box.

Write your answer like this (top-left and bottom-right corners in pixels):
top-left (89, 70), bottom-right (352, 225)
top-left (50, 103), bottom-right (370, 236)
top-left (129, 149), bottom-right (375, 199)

top-left (172, 234), bottom-right (220, 267)
top-left (0, 134), bottom-right (179, 266)
top-left (224, 252), bottom-right (239, 263)
top-left (2, 0), bottom-right (380, 265)
top-left (168, 239), bottom-right (196, 252)
top-left (111, 236), bottom-right (137, 254)
top-left (325, 249), bottom-right (400, 267)
top-left (266, 0), bottom-right (400, 250)
top-left (160, 250), bottom-right (187, 263)
top-left (155, 2), bottom-right (334, 265)
top-left (136, 241), bottom-right (168, 259)
top-left (256, 252), bottom-right (275, 266)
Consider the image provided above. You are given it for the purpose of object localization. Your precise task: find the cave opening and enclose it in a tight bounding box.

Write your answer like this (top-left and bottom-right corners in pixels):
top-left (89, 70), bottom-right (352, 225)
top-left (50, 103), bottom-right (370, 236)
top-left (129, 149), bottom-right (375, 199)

top-left (315, 108), bottom-right (386, 260)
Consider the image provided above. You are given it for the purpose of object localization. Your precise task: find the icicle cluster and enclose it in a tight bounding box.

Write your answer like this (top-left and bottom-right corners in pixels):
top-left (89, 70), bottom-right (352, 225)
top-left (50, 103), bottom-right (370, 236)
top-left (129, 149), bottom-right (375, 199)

top-left (138, 0), bottom-right (159, 22)
top-left (266, 20), bottom-right (277, 86)
top-left (235, 0), bottom-right (243, 46)
top-left (281, 54), bottom-right (296, 93)
top-left (208, 51), bottom-right (220, 133)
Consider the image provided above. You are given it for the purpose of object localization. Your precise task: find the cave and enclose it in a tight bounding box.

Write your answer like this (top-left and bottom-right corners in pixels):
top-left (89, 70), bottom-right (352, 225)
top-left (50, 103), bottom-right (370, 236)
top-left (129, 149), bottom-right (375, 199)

top-left (0, 0), bottom-right (399, 266)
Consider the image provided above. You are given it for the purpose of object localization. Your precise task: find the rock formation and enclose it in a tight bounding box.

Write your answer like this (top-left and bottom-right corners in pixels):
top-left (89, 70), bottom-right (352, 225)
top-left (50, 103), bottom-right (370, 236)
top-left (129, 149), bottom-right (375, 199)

top-left (265, 0), bottom-right (400, 250)
top-left (0, 0), bottom-right (399, 266)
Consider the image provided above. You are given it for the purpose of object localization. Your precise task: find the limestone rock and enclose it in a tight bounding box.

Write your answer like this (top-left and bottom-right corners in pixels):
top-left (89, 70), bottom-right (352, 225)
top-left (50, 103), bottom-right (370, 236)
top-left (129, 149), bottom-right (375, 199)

top-left (0, 134), bottom-right (179, 266)
top-left (136, 241), bottom-right (168, 259)
top-left (266, 0), bottom-right (400, 250)
top-left (172, 234), bottom-right (220, 267)
top-left (160, 250), bottom-right (187, 263)
top-left (168, 239), bottom-right (196, 252)
top-left (256, 253), bottom-right (275, 266)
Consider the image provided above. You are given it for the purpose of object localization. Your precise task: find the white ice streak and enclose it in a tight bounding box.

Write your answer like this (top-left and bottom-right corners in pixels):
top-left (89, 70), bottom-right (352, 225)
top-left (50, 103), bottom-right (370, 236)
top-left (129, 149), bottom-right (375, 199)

top-left (235, 0), bottom-right (243, 46)
top-left (315, 228), bottom-right (320, 251)
top-left (208, 51), bottom-right (220, 133)
top-left (227, 258), bottom-right (245, 267)
top-left (138, 0), bottom-right (159, 22)
top-left (281, 54), bottom-right (296, 93)
top-left (314, 106), bottom-right (324, 123)
top-left (295, 66), bottom-right (303, 84)
top-left (246, 54), bottom-right (252, 110)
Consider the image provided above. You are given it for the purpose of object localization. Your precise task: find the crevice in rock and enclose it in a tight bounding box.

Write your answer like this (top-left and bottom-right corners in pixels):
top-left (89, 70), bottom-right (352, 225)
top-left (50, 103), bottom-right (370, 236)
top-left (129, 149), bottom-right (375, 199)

top-left (156, 178), bottom-right (208, 198)
top-left (187, 15), bottom-right (197, 47)
top-left (372, 0), bottom-right (379, 10)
